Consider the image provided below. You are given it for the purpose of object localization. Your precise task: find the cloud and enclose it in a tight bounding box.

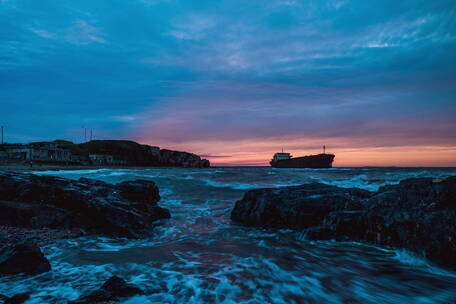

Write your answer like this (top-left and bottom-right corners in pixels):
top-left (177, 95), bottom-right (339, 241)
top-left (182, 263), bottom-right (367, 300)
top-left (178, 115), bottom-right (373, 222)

top-left (167, 14), bottom-right (216, 40)
top-left (0, 0), bottom-right (455, 165)
top-left (30, 28), bottom-right (56, 39)
top-left (65, 19), bottom-right (106, 45)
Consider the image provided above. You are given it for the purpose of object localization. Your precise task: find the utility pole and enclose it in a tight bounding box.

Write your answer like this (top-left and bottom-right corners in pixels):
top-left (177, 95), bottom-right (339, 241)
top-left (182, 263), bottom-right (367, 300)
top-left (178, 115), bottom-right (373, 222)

top-left (1, 126), bottom-right (3, 145)
top-left (84, 128), bottom-right (87, 143)
top-left (90, 129), bottom-right (93, 141)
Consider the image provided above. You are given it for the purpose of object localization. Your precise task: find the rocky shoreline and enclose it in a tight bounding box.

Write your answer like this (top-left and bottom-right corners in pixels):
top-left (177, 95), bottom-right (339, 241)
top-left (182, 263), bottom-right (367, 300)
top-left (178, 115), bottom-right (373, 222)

top-left (1, 171), bottom-right (455, 303)
top-left (0, 172), bottom-right (170, 239)
top-left (231, 176), bottom-right (456, 270)
top-left (0, 171), bottom-right (171, 303)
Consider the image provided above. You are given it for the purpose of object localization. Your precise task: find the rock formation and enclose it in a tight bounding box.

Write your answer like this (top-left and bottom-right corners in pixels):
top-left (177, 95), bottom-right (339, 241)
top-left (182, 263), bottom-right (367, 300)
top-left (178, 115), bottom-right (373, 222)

top-left (231, 183), bottom-right (371, 228)
top-left (68, 140), bottom-right (211, 168)
top-left (231, 177), bottom-right (456, 270)
top-left (0, 241), bottom-right (50, 275)
top-left (69, 276), bottom-right (144, 304)
top-left (0, 292), bottom-right (30, 304)
top-left (0, 172), bottom-right (170, 238)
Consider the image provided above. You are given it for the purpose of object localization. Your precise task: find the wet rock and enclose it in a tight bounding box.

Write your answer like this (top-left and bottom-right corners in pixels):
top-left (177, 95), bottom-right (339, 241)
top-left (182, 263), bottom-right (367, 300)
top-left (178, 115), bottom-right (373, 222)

top-left (69, 276), bottom-right (143, 303)
top-left (304, 210), bottom-right (366, 241)
top-left (353, 177), bottom-right (456, 270)
top-left (101, 275), bottom-right (144, 297)
top-left (0, 241), bottom-right (50, 275)
top-left (231, 176), bottom-right (456, 270)
top-left (0, 226), bottom-right (83, 248)
top-left (0, 172), bottom-right (170, 238)
top-left (311, 177), bottom-right (456, 269)
top-left (231, 183), bottom-right (370, 229)
top-left (2, 293), bottom-right (30, 304)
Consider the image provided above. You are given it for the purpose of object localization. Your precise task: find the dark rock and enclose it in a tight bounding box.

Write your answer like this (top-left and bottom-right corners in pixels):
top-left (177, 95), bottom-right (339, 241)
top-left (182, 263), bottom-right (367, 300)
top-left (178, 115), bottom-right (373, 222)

top-left (0, 172), bottom-right (170, 238)
top-left (3, 293), bottom-right (30, 304)
top-left (101, 275), bottom-right (144, 297)
top-left (321, 210), bottom-right (366, 240)
top-left (0, 241), bottom-right (50, 275)
top-left (231, 183), bottom-right (370, 229)
top-left (353, 177), bottom-right (456, 270)
top-left (231, 176), bottom-right (456, 270)
top-left (69, 276), bottom-right (143, 303)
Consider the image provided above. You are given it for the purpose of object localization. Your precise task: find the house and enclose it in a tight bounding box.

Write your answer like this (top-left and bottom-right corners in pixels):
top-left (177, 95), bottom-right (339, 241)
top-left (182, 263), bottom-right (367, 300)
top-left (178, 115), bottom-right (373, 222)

top-left (0, 150), bottom-right (8, 161)
top-left (88, 154), bottom-right (129, 166)
top-left (0, 141), bottom-right (74, 163)
top-left (2, 144), bottom-right (31, 162)
top-left (89, 154), bottom-right (114, 165)
top-left (29, 142), bottom-right (72, 162)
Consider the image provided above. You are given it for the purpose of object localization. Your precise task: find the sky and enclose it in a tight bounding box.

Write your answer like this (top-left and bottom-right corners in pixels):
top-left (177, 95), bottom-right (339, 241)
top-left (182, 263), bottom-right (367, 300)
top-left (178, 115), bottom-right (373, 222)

top-left (1, 0), bottom-right (455, 166)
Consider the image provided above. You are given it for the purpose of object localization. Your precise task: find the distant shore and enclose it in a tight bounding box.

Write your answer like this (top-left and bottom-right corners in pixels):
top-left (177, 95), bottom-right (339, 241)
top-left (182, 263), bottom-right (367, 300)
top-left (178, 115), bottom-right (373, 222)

top-left (2, 164), bottom-right (455, 172)
top-left (0, 164), bottom-right (209, 172)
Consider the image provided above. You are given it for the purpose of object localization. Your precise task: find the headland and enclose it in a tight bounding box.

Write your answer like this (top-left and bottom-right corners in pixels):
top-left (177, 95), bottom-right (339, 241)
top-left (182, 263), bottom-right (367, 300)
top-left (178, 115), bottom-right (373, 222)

top-left (0, 139), bottom-right (210, 169)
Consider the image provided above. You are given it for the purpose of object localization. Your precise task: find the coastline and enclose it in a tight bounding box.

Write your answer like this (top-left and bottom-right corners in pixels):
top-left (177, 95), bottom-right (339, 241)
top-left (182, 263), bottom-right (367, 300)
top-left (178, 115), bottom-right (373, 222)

top-left (1, 167), bottom-right (456, 303)
top-left (2, 164), bottom-right (456, 172)
top-left (0, 164), bottom-right (213, 172)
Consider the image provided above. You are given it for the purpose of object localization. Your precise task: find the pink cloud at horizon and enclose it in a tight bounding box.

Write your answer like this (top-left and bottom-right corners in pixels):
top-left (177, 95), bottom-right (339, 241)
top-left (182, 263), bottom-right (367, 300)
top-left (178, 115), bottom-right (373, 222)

top-left (137, 135), bottom-right (456, 167)
top-left (127, 79), bottom-right (456, 167)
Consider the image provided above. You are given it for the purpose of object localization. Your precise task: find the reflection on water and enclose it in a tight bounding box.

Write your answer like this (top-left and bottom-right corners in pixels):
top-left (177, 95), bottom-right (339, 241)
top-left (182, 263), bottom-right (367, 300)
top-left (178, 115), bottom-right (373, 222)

top-left (1, 167), bottom-right (456, 303)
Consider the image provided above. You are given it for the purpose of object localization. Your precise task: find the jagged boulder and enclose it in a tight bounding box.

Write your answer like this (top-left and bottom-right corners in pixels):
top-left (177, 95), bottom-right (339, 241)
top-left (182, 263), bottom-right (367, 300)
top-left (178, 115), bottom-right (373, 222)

top-left (230, 177), bottom-right (456, 270)
top-left (351, 177), bottom-right (456, 270)
top-left (0, 241), bottom-right (50, 275)
top-left (0, 293), bottom-right (30, 304)
top-left (0, 172), bottom-right (170, 238)
top-left (69, 276), bottom-right (143, 303)
top-left (231, 183), bottom-right (371, 229)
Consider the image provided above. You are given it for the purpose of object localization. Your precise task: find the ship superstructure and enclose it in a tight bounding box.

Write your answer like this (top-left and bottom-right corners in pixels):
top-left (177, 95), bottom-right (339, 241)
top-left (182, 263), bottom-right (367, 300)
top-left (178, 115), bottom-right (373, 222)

top-left (270, 147), bottom-right (335, 168)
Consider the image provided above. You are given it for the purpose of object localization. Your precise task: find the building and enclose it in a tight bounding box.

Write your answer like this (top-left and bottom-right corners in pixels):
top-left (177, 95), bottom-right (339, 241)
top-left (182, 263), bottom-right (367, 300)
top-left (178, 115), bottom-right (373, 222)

top-left (0, 150), bottom-right (8, 161)
top-left (0, 141), bottom-right (73, 163)
top-left (88, 154), bottom-right (128, 166)
top-left (2, 144), bottom-right (31, 162)
top-left (29, 142), bottom-right (72, 162)
top-left (89, 154), bottom-right (114, 165)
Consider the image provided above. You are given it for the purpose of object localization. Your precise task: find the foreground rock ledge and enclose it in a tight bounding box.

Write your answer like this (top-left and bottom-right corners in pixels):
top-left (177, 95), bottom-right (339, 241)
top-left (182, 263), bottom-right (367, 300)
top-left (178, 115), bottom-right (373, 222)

top-left (231, 177), bottom-right (456, 270)
top-left (69, 275), bottom-right (144, 304)
top-left (0, 172), bottom-right (170, 239)
top-left (0, 241), bottom-right (50, 275)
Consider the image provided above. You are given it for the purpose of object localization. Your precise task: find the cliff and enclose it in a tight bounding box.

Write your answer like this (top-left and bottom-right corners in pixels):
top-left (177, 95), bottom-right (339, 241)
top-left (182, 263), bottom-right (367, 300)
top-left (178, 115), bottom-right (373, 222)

top-left (63, 140), bottom-right (210, 168)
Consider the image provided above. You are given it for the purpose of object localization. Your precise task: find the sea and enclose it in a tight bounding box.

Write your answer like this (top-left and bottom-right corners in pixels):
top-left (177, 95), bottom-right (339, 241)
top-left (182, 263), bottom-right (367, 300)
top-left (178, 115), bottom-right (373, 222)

top-left (1, 167), bottom-right (456, 304)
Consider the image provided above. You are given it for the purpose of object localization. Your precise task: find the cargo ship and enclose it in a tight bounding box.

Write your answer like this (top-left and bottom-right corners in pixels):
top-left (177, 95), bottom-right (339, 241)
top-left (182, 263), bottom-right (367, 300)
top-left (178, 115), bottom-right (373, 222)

top-left (270, 146), bottom-right (335, 168)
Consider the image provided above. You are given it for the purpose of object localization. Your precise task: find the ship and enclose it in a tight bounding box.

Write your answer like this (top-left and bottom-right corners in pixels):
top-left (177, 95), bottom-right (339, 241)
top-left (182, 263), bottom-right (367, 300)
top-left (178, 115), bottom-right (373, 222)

top-left (270, 146), bottom-right (335, 168)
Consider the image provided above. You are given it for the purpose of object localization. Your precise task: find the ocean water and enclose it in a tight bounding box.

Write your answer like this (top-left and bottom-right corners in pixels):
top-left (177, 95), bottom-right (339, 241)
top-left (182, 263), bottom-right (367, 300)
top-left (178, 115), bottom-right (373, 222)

top-left (1, 167), bottom-right (456, 304)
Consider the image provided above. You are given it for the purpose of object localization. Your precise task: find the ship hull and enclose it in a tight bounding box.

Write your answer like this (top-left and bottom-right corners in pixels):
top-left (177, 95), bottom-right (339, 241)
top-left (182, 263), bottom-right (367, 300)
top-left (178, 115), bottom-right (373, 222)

top-left (270, 153), bottom-right (335, 168)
